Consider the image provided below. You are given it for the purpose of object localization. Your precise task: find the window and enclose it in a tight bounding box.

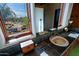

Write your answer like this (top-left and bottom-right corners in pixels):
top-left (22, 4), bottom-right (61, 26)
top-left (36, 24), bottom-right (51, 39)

top-left (0, 3), bottom-right (32, 41)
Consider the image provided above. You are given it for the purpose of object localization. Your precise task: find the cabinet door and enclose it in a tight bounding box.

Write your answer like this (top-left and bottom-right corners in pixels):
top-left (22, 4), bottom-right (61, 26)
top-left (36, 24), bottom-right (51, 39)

top-left (22, 44), bottom-right (34, 54)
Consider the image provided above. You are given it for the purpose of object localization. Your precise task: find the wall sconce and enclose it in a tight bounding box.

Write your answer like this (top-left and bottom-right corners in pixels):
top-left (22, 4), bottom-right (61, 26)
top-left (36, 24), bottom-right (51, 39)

top-left (69, 20), bottom-right (73, 24)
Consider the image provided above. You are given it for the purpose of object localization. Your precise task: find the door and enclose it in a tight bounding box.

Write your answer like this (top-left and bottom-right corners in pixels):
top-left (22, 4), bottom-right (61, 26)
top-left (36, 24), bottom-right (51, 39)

top-left (35, 7), bottom-right (44, 33)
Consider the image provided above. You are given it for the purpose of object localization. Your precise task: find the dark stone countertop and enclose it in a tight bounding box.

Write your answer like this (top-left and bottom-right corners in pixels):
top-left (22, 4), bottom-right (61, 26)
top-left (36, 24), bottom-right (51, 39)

top-left (24, 31), bottom-right (76, 56)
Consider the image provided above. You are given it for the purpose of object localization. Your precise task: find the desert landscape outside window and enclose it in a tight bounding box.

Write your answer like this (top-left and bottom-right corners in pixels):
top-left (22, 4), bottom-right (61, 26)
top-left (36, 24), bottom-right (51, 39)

top-left (0, 3), bottom-right (32, 39)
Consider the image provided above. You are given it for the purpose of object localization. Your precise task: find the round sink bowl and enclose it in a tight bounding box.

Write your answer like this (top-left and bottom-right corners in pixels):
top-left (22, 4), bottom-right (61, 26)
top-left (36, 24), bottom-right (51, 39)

top-left (49, 36), bottom-right (69, 47)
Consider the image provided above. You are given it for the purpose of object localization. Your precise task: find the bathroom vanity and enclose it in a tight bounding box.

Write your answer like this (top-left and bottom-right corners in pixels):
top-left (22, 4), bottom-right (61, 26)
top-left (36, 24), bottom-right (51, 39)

top-left (24, 30), bottom-right (78, 56)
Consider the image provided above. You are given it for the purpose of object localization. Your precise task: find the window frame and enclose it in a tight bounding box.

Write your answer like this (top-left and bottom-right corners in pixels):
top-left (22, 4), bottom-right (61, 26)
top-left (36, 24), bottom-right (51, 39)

top-left (0, 3), bottom-right (32, 42)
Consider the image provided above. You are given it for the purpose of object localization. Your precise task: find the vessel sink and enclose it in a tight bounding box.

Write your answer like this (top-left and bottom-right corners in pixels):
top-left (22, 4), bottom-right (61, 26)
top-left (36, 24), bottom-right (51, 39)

top-left (49, 36), bottom-right (69, 47)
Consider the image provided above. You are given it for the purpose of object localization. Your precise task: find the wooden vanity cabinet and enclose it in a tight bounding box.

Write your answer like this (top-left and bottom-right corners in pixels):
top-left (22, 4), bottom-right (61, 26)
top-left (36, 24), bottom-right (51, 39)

top-left (22, 44), bottom-right (34, 54)
top-left (20, 40), bottom-right (35, 54)
top-left (62, 38), bottom-right (79, 56)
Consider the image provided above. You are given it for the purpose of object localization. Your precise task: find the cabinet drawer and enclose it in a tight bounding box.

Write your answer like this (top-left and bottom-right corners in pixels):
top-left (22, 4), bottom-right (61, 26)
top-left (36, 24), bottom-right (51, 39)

top-left (22, 44), bottom-right (34, 54)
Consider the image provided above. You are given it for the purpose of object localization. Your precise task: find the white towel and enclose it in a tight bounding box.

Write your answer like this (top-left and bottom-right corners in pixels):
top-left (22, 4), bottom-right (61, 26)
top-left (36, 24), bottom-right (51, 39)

top-left (68, 33), bottom-right (79, 38)
top-left (40, 51), bottom-right (49, 56)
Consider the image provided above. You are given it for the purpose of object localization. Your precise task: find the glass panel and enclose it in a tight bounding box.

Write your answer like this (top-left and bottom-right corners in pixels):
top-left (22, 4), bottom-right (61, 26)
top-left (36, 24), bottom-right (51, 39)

top-left (0, 3), bottom-right (31, 35)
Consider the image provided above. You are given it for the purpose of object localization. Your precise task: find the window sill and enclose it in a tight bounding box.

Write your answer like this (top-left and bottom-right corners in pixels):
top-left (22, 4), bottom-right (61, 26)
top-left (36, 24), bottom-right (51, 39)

top-left (8, 34), bottom-right (35, 45)
top-left (8, 31), bottom-right (31, 38)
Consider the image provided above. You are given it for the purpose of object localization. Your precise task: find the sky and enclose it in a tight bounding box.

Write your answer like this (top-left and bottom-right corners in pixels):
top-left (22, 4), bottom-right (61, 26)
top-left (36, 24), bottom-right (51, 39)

top-left (7, 3), bottom-right (27, 18)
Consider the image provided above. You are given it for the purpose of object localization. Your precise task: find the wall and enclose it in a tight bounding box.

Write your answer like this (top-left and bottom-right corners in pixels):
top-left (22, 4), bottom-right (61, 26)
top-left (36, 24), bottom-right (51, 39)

top-left (0, 27), bottom-right (5, 48)
top-left (30, 3), bottom-right (36, 36)
top-left (44, 3), bottom-right (61, 30)
top-left (70, 4), bottom-right (79, 28)
top-left (34, 7), bottom-right (44, 33)
top-left (66, 3), bottom-right (73, 26)
top-left (62, 3), bottom-right (73, 27)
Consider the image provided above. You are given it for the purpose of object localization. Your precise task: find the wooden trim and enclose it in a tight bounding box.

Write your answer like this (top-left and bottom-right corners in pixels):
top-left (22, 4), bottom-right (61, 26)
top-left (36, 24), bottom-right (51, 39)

top-left (15, 31), bottom-right (32, 38)
top-left (27, 3), bottom-right (32, 32)
top-left (0, 16), bottom-right (9, 41)
top-left (35, 3), bottom-right (45, 8)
